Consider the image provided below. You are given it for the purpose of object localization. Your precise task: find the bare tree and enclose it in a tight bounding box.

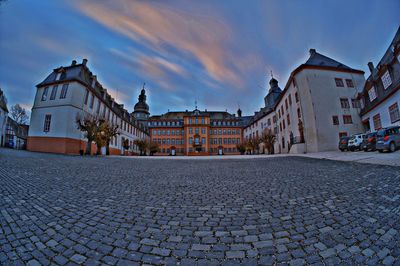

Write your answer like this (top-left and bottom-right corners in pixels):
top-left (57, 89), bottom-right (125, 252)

top-left (260, 128), bottom-right (276, 155)
top-left (99, 119), bottom-right (119, 155)
top-left (10, 104), bottom-right (29, 125)
top-left (76, 114), bottom-right (99, 155)
top-left (149, 141), bottom-right (160, 156)
top-left (133, 139), bottom-right (149, 156)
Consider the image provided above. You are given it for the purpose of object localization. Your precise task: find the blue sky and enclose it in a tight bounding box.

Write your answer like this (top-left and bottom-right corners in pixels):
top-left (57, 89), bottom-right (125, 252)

top-left (0, 0), bottom-right (399, 117)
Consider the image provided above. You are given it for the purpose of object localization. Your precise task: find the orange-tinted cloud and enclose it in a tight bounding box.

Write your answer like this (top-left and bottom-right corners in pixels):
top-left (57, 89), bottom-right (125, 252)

top-left (74, 0), bottom-right (244, 87)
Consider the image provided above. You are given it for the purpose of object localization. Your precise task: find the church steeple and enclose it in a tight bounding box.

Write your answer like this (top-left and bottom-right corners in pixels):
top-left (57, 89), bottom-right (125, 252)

top-left (264, 72), bottom-right (282, 109)
top-left (133, 83), bottom-right (150, 122)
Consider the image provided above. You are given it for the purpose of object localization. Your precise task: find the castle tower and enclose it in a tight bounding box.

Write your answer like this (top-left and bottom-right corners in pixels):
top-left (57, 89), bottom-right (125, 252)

top-left (133, 84), bottom-right (150, 123)
top-left (264, 77), bottom-right (282, 109)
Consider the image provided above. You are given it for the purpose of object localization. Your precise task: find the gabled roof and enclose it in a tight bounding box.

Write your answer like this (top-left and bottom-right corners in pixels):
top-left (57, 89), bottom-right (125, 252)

top-left (304, 49), bottom-right (355, 70)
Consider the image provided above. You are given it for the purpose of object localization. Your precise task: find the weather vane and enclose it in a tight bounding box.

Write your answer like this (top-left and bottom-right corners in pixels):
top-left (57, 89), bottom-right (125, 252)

top-left (195, 99), bottom-right (198, 109)
top-left (270, 70), bottom-right (274, 78)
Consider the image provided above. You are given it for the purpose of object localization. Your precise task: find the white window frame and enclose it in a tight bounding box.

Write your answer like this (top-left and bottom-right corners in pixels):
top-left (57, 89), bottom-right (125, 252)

top-left (381, 70), bottom-right (392, 90)
top-left (368, 86), bottom-right (377, 102)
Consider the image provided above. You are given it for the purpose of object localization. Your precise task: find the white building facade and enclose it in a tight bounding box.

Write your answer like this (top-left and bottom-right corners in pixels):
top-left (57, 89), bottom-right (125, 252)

top-left (359, 28), bottom-right (400, 131)
top-left (28, 59), bottom-right (149, 155)
top-left (245, 49), bottom-right (366, 153)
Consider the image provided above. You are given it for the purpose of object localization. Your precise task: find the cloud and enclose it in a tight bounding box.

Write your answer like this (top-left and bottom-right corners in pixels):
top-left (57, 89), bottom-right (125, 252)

top-left (105, 87), bottom-right (130, 104)
top-left (74, 0), bottom-right (245, 87)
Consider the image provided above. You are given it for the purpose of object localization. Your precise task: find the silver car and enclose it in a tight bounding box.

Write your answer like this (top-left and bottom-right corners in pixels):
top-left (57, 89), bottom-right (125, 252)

top-left (376, 126), bottom-right (400, 153)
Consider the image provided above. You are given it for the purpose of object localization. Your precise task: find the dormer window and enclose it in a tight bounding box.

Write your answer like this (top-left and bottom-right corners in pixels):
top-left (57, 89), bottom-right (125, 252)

top-left (345, 79), bottom-right (354, 88)
top-left (55, 72), bottom-right (61, 81)
top-left (41, 87), bottom-right (49, 101)
top-left (381, 70), bottom-right (392, 90)
top-left (335, 78), bottom-right (344, 87)
top-left (368, 86), bottom-right (377, 102)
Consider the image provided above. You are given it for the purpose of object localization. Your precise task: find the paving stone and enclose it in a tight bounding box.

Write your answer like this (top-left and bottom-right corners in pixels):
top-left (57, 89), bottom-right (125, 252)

top-left (319, 248), bottom-right (336, 259)
top-left (191, 244), bottom-right (211, 251)
top-left (382, 256), bottom-right (395, 265)
top-left (70, 254), bottom-right (86, 264)
top-left (1, 150), bottom-right (399, 264)
top-left (362, 248), bottom-right (374, 257)
top-left (226, 250), bottom-right (245, 259)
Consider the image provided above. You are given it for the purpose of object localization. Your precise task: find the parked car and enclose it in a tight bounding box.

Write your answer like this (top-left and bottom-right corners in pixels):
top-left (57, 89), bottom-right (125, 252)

top-left (348, 134), bottom-right (366, 151)
top-left (361, 132), bottom-right (377, 152)
top-left (338, 136), bottom-right (350, 151)
top-left (376, 126), bottom-right (400, 153)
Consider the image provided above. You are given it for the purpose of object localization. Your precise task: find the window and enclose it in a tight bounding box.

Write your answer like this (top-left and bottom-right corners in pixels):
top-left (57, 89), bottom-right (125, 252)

top-left (41, 87), bottom-right (49, 101)
top-left (288, 94), bottom-right (292, 105)
top-left (351, 99), bottom-right (361, 108)
top-left (335, 78), bottom-right (344, 87)
top-left (89, 94), bottom-right (94, 109)
top-left (373, 114), bottom-right (382, 130)
top-left (96, 100), bottom-right (101, 114)
top-left (343, 115), bottom-right (352, 124)
top-left (368, 86), bottom-right (377, 102)
top-left (195, 128), bottom-right (199, 134)
top-left (43, 114), bottom-right (51, 132)
top-left (84, 89), bottom-right (89, 105)
top-left (50, 85), bottom-right (58, 100)
top-left (297, 108), bottom-right (301, 118)
top-left (295, 92), bottom-right (299, 102)
top-left (201, 128), bottom-right (206, 134)
top-left (60, 84), bottom-right (69, 99)
top-left (345, 79), bottom-right (354, 88)
top-left (389, 103), bottom-right (400, 123)
top-left (202, 137), bottom-right (206, 144)
top-left (332, 116), bottom-right (339, 125)
top-left (285, 99), bottom-right (288, 110)
top-left (381, 70), bottom-right (392, 90)
top-left (340, 98), bottom-right (350, 108)
top-left (287, 114), bottom-right (290, 125)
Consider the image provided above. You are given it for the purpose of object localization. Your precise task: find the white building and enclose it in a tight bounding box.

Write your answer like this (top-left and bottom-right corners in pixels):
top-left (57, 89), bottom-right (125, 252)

top-left (359, 28), bottom-right (400, 131)
top-left (245, 49), bottom-right (366, 153)
top-left (28, 59), bottom-right (149, 155)
top-left (0, 89), bottom-right (8, 147)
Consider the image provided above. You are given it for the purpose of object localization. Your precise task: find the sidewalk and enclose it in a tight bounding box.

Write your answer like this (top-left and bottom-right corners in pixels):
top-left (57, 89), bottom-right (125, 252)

top-left (115, 150), bottom-right (400, 167)
top-left (299, 150), bottom-right (400, 167)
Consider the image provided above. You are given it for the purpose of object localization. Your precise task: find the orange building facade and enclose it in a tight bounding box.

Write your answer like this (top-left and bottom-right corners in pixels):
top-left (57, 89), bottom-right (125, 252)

top-left (149, 109), bottom-right (248, 156)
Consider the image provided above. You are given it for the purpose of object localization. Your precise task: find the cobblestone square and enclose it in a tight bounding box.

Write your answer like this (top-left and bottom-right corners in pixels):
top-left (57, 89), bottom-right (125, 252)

top-left (1, 150), bottom-right (400, 265)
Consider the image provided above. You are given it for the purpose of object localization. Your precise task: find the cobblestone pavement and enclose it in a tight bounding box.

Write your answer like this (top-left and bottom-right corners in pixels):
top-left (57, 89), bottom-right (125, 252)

top-left (0, 150), bottom-right (400, 265)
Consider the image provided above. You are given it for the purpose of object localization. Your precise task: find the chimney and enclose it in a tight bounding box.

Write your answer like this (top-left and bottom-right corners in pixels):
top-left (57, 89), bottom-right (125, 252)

top-left (237, 108), bottom-right (242, 117)
top-left (71, 60), bottom-right (77, 66)
top-left (82, 58), bottom-right (88, 66)
top-left (309, 49), bottom-right (316, 56)
top-left (367, 62), bottom-right (374, 73)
